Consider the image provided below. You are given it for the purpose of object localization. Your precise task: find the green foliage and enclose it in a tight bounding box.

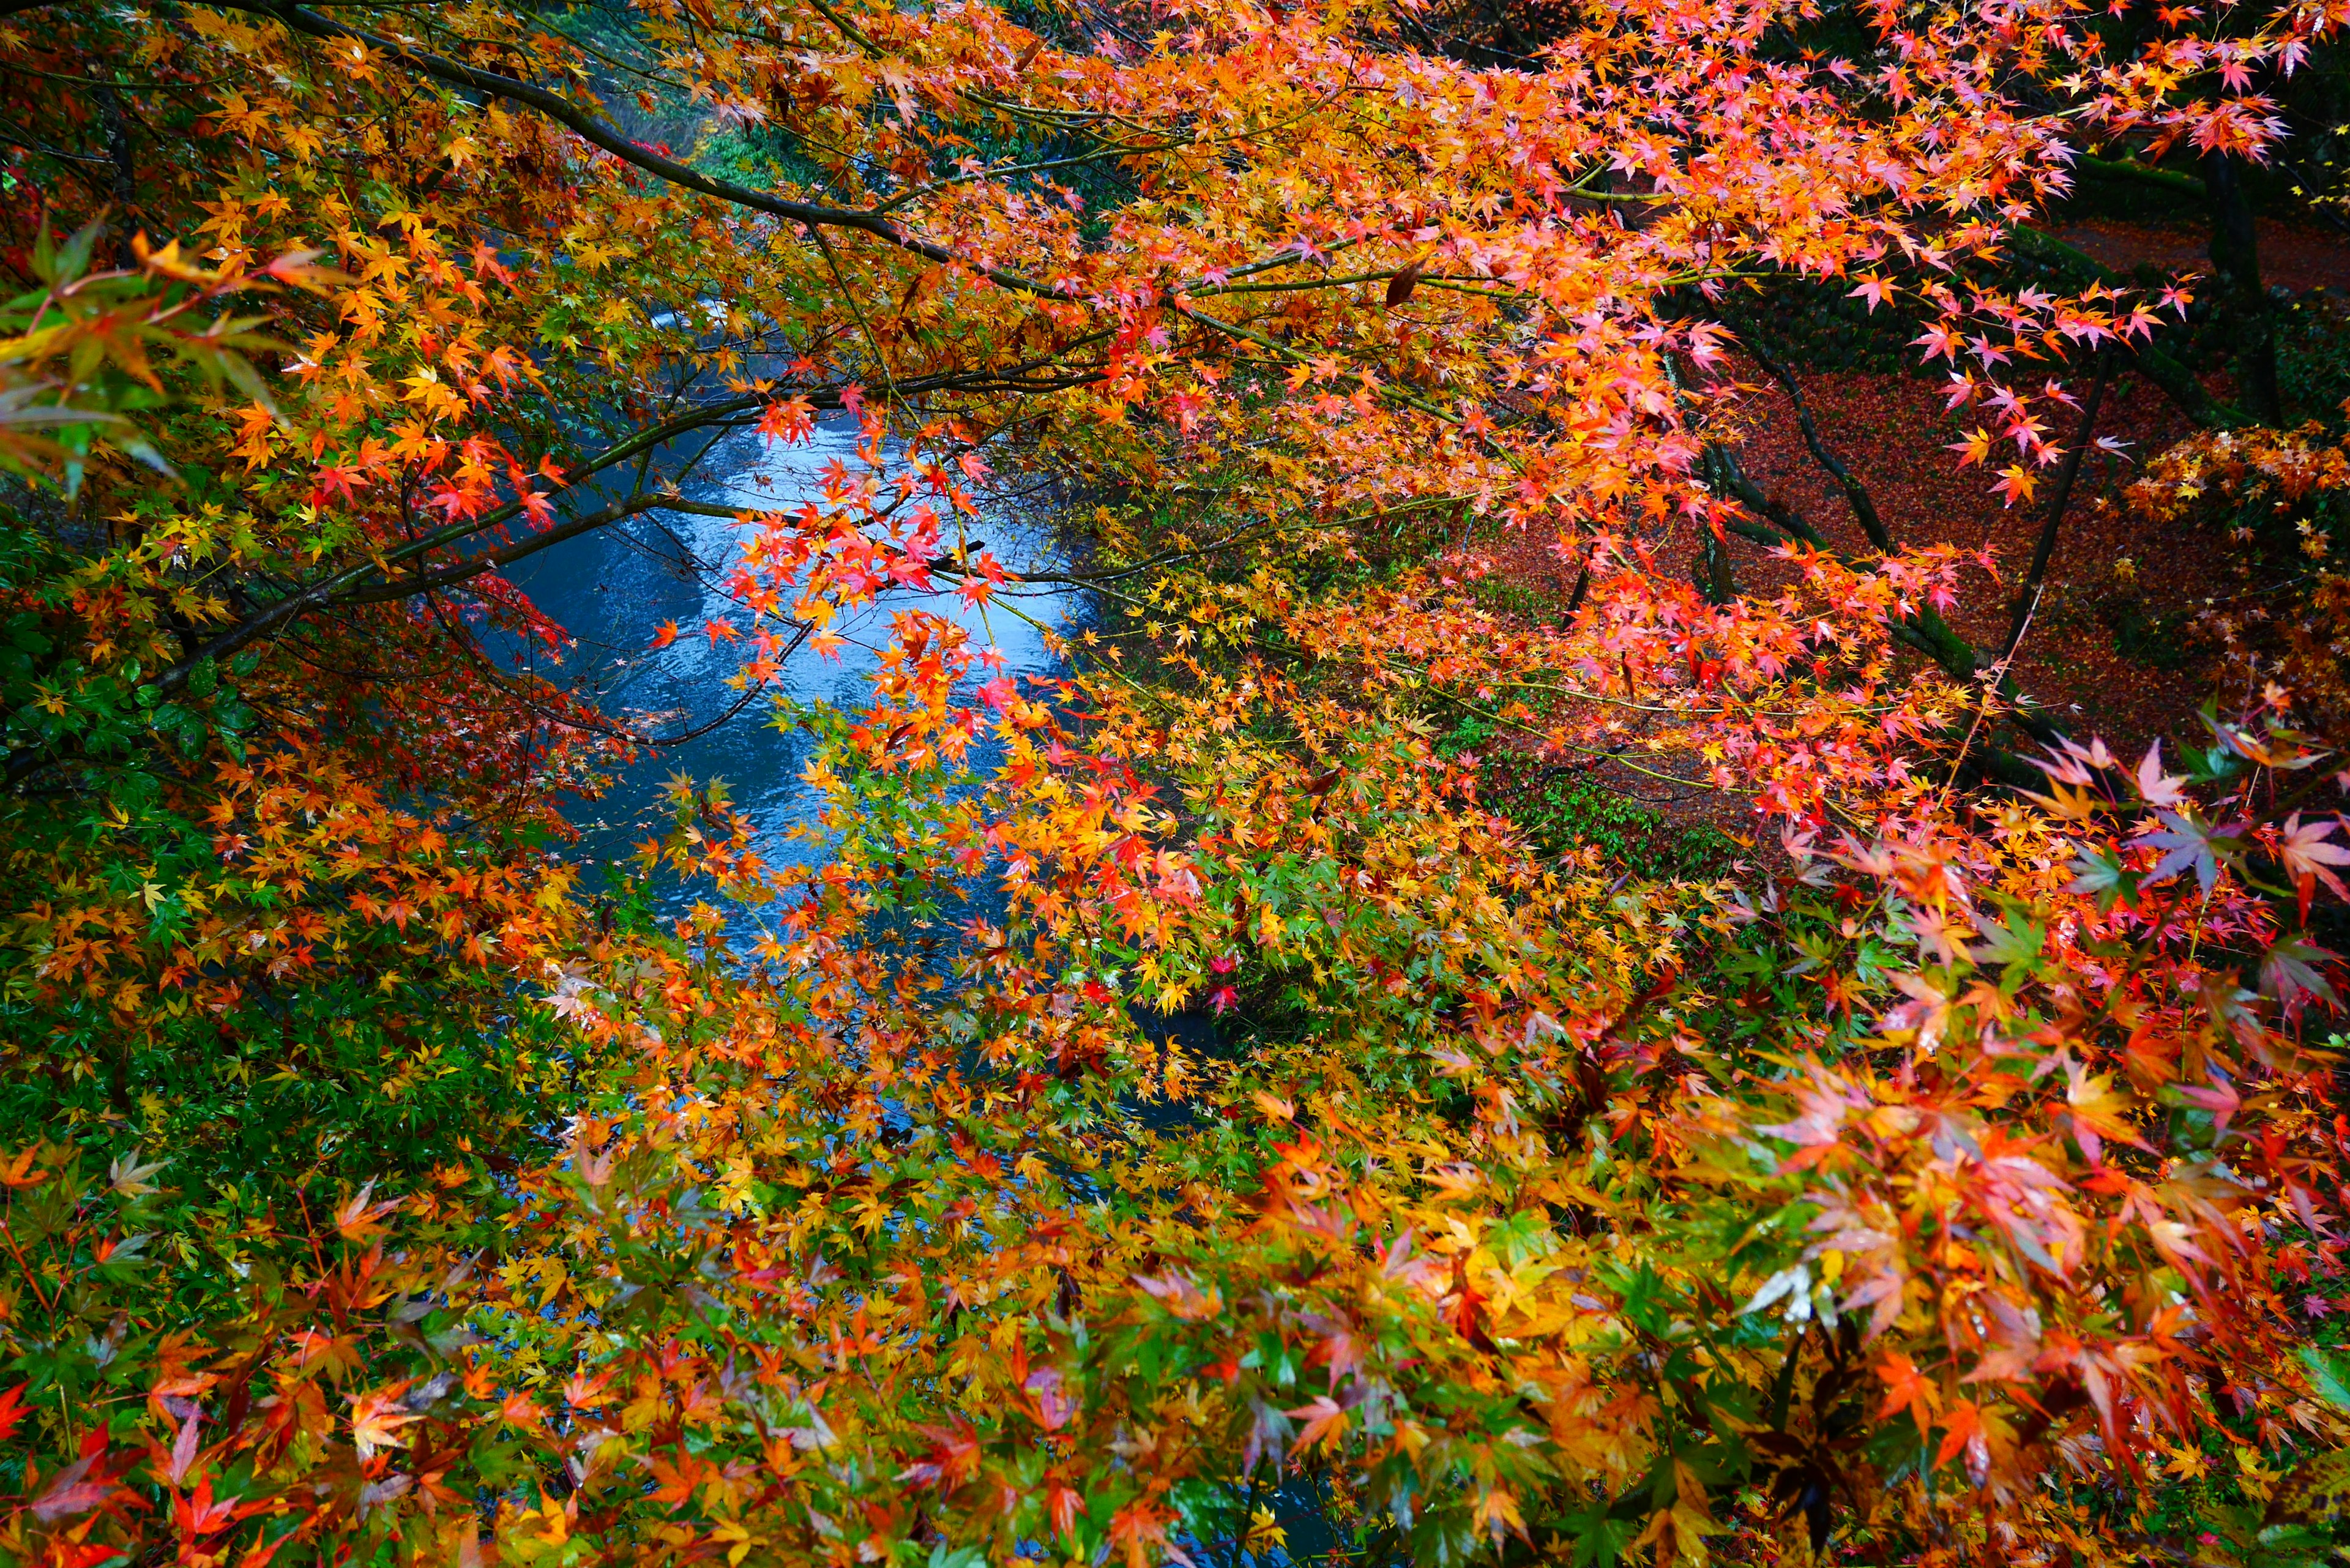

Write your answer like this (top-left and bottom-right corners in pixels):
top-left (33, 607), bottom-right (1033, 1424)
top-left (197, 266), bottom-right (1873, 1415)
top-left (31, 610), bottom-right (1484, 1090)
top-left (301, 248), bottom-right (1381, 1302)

top-left (1441, 714), bottom-right (1735, 879)
top-left (1728, 279), bottom-right (1927, 375)
top-left (2281, 289), bottom-right (2350, 428)
top-left (2098, 591), bottom-right (2197, 671)
top-left (1464, 572), bottom-right (1569, 625)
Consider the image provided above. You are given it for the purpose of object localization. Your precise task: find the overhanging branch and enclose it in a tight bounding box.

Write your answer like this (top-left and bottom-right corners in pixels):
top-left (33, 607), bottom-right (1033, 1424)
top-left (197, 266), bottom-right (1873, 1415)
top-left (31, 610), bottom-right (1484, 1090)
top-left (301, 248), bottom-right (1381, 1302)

top-left (215, 0), bottom-right (1065, 297)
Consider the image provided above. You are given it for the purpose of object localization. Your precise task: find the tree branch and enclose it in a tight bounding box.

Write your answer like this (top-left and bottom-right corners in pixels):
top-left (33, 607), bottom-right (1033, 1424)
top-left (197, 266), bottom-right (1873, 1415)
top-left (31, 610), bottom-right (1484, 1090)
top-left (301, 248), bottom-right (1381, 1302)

top-left (2009, 226), bottom-right (2239, 428)
top-left (2074, 154), bottom-right (2206, 198)
top-left (214, 1), bottom-right (1065, 297)
top-left (1712, 446), bottom-right (1827, 550)
top-left (335, 492), bottom-right (678, 606)
top-left (2001, 348), bottom-right (2115, 662)
top-left (1740, 337), bottom-right (1892, 553)
top-left (1690, 366), bottom-right (2068, 756)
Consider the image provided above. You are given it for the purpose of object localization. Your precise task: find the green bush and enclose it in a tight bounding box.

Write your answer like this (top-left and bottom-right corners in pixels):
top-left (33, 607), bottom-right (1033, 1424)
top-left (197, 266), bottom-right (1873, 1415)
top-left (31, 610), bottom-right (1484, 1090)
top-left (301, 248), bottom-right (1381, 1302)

top-left (2281, 289), bottom-right (2350, 428)
top-left (1441, 714), bottom-right (1736, 879)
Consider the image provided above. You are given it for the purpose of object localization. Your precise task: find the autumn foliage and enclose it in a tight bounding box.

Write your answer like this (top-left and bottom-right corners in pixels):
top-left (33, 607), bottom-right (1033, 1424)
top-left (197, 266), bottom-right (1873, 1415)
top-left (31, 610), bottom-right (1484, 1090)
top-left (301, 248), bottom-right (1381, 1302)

top-left (3, 0), bottom-right (2350, 1562)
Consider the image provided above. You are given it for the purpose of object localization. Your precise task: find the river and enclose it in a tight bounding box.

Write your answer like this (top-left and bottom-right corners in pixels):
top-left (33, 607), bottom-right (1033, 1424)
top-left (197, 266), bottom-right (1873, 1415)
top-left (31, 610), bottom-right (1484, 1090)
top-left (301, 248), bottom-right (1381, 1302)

top-left (505, 415), bottom-right (1087, 892)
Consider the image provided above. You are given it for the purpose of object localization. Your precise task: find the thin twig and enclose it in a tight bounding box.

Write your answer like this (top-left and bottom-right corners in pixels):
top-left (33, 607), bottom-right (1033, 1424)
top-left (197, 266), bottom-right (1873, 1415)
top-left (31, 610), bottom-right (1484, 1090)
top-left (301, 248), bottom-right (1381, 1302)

top-left (2000, 348), bottom-right (2116, 663)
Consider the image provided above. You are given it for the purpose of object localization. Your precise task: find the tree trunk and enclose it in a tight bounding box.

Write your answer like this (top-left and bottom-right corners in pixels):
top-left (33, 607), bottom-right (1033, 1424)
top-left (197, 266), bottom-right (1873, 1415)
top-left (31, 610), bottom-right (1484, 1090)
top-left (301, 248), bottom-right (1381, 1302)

top-left (96, 84), bottom-right (136, 269)
top-left (2204, 151), bottom-right (2283, 425)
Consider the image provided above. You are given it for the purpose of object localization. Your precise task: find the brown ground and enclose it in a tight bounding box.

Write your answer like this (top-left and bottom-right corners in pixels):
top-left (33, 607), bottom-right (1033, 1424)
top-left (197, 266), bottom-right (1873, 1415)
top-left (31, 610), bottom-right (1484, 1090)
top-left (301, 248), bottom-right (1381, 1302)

top-left (2051, 216), bottom-right (2350, 293)
top-left (1451, 212), bottom-right (2350, 854)
top-left (1461, 352), bottom-right (2268, 848)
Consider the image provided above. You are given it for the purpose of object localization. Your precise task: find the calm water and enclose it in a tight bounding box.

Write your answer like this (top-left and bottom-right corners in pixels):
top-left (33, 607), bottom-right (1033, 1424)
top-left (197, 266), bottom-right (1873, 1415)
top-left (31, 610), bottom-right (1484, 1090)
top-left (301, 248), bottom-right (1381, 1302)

top-left (506, 417), bottom-right (1087, 888)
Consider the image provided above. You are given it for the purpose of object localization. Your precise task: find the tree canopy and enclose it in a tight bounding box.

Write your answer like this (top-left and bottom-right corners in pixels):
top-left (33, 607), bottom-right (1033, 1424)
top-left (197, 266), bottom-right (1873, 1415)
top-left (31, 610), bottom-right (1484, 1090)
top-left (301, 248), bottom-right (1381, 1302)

top-left (4, 0), bottom-right (2350, 1563)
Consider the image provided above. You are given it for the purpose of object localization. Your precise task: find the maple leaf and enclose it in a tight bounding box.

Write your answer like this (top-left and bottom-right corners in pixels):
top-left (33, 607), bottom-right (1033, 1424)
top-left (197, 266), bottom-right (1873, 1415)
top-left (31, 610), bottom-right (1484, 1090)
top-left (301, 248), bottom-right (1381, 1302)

top-left (1884, 971), bottom-right (1954, 1055)
top-left (2065, 1062), bottom-right (2149, 1165)
top-left (1633, 1464), bottom-right (1723, 1561)
top-left (1878, 1353), bottom-right (1941, 1430)
top-left (1285, 1395), bottom-right (1349, 1455)
top-left (29, 1438), bottom-right (129, 1522)
top-left (2137, 808), bottom-right (2240, 894)
top-left (757, 395), bottom-right (816, 444)
top-left (1934, 1401), bottom-right (1991, 1484)
top-left (2135, 741), bottom-right (2188, 807)
top-left (897, 1421), bottom-right (981, 1490)
top-left (2261, 938), bottom-right (2340, 1017)
top-left (166, 1410), bottom-right (203, 1487)
top-left (333, 1179), bottom-right (401, 1242)
top-left (1023, 1368), bottom-right (1078, 1432)
top-left (2179, 1073), bottom-right (2242, 1135)
top-left (170, 1473), bottom-right (254, 1538)
top-left (1914, 324), bottom-right (1963, 362)
top-left (1472, 1484), bottom-right (1528, 1544)
top-left (1251, 1089), bottom-right (1296, 1122)
top-left (2277, 813), bottom-right (2350, 918)
top-left (1132, 1271), bottom-right (1224, 1320)
top-left (1969, 913), bottom-right (2043, 971)
top-left (107, 1150), bottom-right (166, 1198)
top-left (1946, 426), bottom-right (1993, 466)
top-left (349, 1385), bottom-right (422, 1458)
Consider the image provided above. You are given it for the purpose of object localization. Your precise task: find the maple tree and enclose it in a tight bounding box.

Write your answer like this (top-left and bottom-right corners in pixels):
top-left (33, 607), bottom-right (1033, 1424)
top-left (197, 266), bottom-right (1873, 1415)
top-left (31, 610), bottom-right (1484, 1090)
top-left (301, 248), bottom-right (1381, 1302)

top-left (2, 0), bottom-right (2350, 1562)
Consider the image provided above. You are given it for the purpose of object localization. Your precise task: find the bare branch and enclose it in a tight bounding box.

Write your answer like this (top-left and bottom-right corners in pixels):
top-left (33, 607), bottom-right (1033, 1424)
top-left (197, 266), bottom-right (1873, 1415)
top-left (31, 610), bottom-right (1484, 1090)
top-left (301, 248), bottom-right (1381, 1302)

top-left (1740, 337), bottom-right (1892, 552)
top-left (2001, 348), bottom-right (2116, 663)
